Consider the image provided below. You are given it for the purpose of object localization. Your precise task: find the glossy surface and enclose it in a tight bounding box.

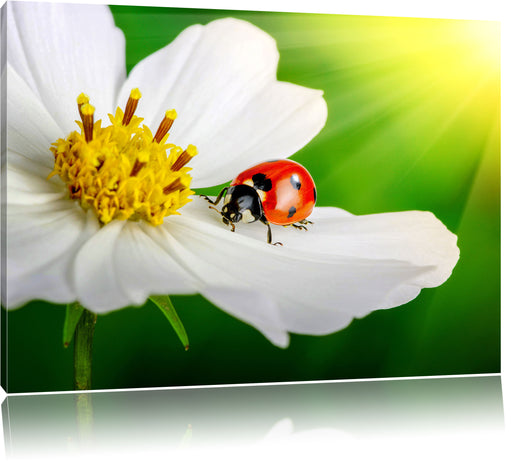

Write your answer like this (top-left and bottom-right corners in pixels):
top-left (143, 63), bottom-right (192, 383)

top-left (231, 159), bottom-right (316, 225)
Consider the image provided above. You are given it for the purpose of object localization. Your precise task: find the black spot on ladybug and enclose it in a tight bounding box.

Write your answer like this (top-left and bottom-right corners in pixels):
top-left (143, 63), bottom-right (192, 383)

top-left (290, 174), bottom-right (301, 190)
top-left (252, 173), bottom-right (272, 192)
top-left (287, 206), bottom-right (297, 219)
top-left (313, 187), bottom-right (317, 202)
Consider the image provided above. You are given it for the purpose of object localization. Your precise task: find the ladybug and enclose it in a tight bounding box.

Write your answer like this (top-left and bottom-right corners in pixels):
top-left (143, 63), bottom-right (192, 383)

top-left (201, 159), bottom-right (317, 245)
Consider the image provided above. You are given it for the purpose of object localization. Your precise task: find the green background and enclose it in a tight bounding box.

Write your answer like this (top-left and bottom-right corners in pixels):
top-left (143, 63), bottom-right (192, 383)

top-left (4, 6), bottom-right (500, 393)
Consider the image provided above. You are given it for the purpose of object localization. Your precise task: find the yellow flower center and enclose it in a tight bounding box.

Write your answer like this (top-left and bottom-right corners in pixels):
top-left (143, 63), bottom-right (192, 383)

top-left (49, 89), bottom-right (197, 226)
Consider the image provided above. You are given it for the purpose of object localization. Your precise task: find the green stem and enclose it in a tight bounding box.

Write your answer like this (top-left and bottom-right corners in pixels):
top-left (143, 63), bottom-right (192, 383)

top-left (74, 308), bottom-right (97, 390)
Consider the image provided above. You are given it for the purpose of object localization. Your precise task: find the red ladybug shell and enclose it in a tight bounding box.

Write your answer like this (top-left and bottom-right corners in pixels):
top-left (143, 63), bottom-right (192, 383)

top-left (231, 159), bottom-right (316, 225)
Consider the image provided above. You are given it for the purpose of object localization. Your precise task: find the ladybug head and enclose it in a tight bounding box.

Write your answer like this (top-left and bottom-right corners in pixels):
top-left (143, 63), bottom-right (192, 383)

top-left (222, 185), bottom-right (263, 224)
top-left (221, 202), bottom-right (242, 223)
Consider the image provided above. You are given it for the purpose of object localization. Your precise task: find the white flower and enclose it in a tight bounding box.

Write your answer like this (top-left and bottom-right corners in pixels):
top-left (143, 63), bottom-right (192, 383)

top-left (4, 3), bottom-right (459, 347)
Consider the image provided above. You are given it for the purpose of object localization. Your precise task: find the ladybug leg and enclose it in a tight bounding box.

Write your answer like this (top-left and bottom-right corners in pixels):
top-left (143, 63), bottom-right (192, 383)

top-left (200, 187), bottom-right (228, 206)
top-left (208, 206), bottom-right (236, 233)
top-left (291, 219), bottom-right (313, 231)
top-left (261, 218), bottom-right (282, 246)
top-left (291, 223), bottom-right (308, 231)
top-left (225, 219), bottom-right (236, 232)
top-left (209, 206), bottom-right (235, 231)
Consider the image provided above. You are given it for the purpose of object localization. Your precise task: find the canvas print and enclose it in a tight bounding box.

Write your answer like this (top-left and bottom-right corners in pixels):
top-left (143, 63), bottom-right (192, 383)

top-left (0, 2), bottom-right (500, 393)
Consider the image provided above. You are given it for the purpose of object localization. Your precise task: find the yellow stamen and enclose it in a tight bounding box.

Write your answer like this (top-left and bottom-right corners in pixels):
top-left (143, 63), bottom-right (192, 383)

top-left (76, 93), bottom-right (90, 123)
top-left (77, 93), bottom-right (90, 105)
top-left (171, 144), bottom-right (198, 171)
top-left (122, 88), bottom-right (142, 126)
top-left (130, 158), bottom-right (146, 177)
top-left (153, 109), bottom-right (178, 143)
top-left (163, 178), bottom-right (183, 195)
top-left (49, 92), bottom-right (196, 226)
top-left (80, 103), bottom-right (95, 143)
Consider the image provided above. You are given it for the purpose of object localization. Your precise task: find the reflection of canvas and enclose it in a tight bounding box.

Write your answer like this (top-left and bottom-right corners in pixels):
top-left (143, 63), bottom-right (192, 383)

top-left (2, 377), bottom-right (504, 455)
top-left (1, 2), bottom-right (500, 393)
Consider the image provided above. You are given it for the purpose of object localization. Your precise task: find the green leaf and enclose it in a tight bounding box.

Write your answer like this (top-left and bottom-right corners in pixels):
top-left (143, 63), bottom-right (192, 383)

top-left (63, 302), bottom-right (85, 348)
top-left (150, 295), bottom-right (189, 350)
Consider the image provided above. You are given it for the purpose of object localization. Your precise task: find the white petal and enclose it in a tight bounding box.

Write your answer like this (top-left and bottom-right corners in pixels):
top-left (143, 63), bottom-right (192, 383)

top-left (160, 197), bottom-right (459, 342)
top-left (7, 2), bottom-right (125, 133)
top-left (119, 18), bottom-right (327, 187)
top-left (189, 81), bottom-right (327, 187)
top-left (5, 202), bottom-right (98, 309)
top-left (7, 65), bottom-right (62, 177)
top-left (73, 221), bottom-right (198, 312)
top-left (131, 217), bottom-right (285, 344)
top-left (7, 166), bottom-right (66, 205)
top-left (197, 288), bottom-right (290, 348)
top-left (269, 206), bottom-right (460, 289)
